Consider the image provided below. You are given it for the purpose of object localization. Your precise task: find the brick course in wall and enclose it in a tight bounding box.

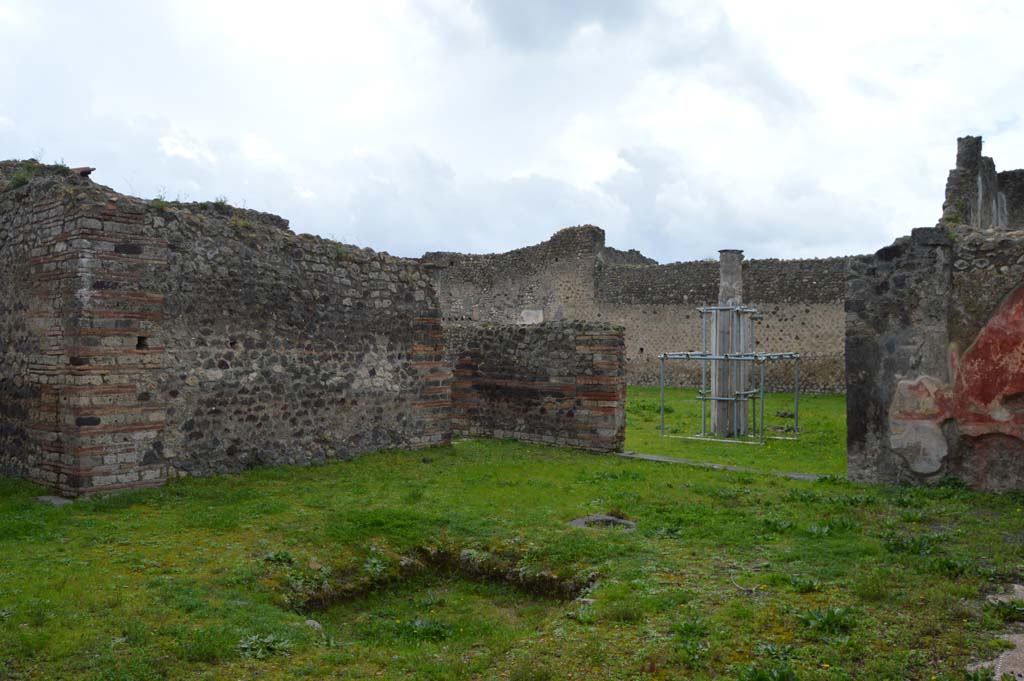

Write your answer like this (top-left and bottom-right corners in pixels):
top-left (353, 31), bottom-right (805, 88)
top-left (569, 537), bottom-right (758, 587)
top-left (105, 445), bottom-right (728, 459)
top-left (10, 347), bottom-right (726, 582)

top-left (0, 161), bottom-right (452, 496)
top-left (0, 169), bottom-right (72, 491)
top-left (2, 162), bottom-right (632, 496)
top-left (450, 322), bottom-right (626, 452)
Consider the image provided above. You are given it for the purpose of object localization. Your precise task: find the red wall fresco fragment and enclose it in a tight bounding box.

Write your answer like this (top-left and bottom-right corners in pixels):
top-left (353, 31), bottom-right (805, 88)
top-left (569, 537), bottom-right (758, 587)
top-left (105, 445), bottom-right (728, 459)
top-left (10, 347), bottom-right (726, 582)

top-left (891, 283), bottom-right (1024, 441)
top-left (952, 284), bottom-right (1024, 438)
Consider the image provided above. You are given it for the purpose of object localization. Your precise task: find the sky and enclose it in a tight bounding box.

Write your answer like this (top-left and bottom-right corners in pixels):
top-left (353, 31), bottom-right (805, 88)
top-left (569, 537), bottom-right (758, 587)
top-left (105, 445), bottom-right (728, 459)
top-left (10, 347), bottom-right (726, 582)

top-left (1, 1), bottom-right (1023, 263)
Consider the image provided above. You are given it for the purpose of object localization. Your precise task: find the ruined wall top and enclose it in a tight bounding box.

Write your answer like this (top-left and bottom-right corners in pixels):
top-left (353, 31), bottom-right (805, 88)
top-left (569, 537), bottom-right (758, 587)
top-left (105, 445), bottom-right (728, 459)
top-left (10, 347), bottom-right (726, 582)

top-left (940, 136), bottom-right (1024, 230)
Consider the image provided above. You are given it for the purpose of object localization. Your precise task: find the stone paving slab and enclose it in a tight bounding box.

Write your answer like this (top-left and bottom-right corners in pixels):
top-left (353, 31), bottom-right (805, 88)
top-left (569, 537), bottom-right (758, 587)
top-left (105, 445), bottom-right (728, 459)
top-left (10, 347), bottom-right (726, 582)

top-left (36, 495), bottom-right (73, 507)
top-left (616, 451), bottom-right (823, 481)
top-left (970, 633), bottom-right (1024, 679)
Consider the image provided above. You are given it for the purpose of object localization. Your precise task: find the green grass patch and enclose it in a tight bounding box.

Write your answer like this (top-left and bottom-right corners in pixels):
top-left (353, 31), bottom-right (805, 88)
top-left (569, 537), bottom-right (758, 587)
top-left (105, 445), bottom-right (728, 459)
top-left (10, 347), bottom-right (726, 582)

top-left (625, 385), bottom-right (847, 475)
top-left (0, 430), bottom-right (1020, 678)
top-left (318, 574), bottom-right (557, 678)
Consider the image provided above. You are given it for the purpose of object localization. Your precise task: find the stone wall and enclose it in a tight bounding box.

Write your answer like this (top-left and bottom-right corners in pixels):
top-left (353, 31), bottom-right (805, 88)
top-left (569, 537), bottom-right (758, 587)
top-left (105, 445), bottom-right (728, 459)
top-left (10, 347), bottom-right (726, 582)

top-left (451, 322), bottom-right (626, 452)
top-left (0, 161), bottom-right (452, 496)
top-left (2, 162), bottom-right (635, 496)
top-left (424, 227), bottom-right (847, 392)
top-left (940, 135), bottom-right (1024, 229)
top-left (847, 138), bottom-right (1024, 491)
top-left (0, 163), bottom-right (74, 491)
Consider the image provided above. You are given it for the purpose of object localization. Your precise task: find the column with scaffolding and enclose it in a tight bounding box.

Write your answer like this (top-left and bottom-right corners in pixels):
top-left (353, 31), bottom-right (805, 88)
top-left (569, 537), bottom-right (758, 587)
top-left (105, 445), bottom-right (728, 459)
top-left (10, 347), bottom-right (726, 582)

top-left (657, 249), bottom-right (801, 444)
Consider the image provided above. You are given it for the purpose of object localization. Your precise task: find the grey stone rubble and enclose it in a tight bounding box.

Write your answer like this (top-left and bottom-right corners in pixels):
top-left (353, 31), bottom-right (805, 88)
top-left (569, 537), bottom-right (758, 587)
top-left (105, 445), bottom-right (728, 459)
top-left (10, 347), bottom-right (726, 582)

top-left (616, 451), bottom-right (823, 481)
top-left (35, 495), bottom-right (73, 507)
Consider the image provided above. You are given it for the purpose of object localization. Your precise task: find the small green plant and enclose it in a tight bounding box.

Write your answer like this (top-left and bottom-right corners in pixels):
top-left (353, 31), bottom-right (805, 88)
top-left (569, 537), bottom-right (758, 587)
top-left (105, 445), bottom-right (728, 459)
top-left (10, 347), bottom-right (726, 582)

top-left (227, 216), bottom-right (253, 229)
top-left (7, 169), bottom-right (32, 190)
top-left (883, 533), bottom-right (939, 555)
top-left (509, 662), bottom-right (553, 681)
top-left (263, 550), bottom-right (294, 564)
top-left (363, 556), bottom-right (387, 577)
top-left (394, 618), bottom-right (453, 642)
top-left (900, 509), bottom-right (926, 523)
top-left (928, 555), bottom-right (974, 578)
top-left (789, 575), bottom-right (821, 593)
top-left (763, 516), bottom-right (793, 533)
top-left (674, 638), bottom-right (710, 669)
top-left (569, 601), bottom-right (596, 624)
top-left (735, 662), bottom-right (799, 681)
top-left (237, 633), bottom-right (292, 659)
top-left (671, 616), bottom-right (709, 640)
top-left (179, 625), bottom-right (238, 663)
top-left (852, 568), bottom-right (890, 602)
top-left (755, 642), bottom-right (795, 660)
top-left (987, 599), bottom-right (1024, 623)
top-left (600, 599), bottom-right (643, 623)
top-left (807, 523), bottom-right (832, 537)
top-left (797, 606), bottom-right (857, 635)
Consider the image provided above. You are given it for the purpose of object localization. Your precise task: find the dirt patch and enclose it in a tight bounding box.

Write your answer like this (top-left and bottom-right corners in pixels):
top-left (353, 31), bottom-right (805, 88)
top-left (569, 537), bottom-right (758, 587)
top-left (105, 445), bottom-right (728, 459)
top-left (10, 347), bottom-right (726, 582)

top-left (568, 514), bottom-right (636, 531)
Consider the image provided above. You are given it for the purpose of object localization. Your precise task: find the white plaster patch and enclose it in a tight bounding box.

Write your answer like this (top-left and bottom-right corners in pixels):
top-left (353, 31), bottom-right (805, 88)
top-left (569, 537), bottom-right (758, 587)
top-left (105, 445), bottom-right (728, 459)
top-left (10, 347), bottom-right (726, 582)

top-left (990, 404), bottom-right (1013, 422)
top-left (889, 419), bottom-right (947, 474)
top-left (518, 308), bottom-right (544, 325)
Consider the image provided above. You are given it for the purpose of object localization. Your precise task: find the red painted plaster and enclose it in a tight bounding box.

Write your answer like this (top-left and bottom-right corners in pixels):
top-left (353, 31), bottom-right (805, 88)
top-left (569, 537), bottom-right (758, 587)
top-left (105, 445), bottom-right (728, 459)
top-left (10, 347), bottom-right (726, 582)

top-left (892, 283), bottom-right (1024, 440)
top-left (952, 284), bottom-right (1024, 438)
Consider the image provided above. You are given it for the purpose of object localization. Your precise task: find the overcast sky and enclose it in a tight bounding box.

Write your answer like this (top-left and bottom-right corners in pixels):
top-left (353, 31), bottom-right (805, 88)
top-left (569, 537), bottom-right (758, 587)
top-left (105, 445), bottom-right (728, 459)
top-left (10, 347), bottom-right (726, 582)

top-left (2, 1), bottom-right (1022, 262)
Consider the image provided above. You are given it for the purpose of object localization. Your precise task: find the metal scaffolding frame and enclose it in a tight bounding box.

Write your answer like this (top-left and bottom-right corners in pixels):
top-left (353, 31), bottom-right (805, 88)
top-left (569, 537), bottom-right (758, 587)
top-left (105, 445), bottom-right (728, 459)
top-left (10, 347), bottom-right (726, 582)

top-left (658, 304), bottom-right (801, 445)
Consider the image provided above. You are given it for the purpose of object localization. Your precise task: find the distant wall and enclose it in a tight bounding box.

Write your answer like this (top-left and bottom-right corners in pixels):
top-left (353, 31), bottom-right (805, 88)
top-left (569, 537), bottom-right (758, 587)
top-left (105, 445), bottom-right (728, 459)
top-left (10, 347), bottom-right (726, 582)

top-left (424, 227), bottom-right (847, 392)
top-left (451, 322), bottom-right (626, 452)
top-left (594, 257), bottom-right (846, 391)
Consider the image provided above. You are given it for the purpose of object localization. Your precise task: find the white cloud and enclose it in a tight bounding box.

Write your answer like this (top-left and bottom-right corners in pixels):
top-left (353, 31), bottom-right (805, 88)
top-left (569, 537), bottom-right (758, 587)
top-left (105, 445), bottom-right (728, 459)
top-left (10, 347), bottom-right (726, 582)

top-left (240, 136), bottom-right (287, 169)
top-left (1, 1), bottom-right (1022, 261)
top-left (0, 3), bottom-right (21, 25)
top-left (0, 114), bottom-right (13, 129)
top-left (158, 133), bottom-right (217, 164)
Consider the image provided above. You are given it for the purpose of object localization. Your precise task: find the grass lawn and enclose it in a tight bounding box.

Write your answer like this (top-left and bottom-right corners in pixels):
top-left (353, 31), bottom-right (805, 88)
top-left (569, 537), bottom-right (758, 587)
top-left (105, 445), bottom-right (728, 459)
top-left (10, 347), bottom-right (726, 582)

top-left (2, 398), bottom-right (1023, 679)
top-left (626, 386), bottom-right (847, 476)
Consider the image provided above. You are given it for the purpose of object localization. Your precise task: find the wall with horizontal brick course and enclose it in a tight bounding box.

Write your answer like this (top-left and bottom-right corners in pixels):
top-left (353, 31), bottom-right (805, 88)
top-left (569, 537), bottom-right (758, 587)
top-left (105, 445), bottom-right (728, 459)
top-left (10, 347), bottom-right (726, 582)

top-left (450, 322), bottom-right (626, 452)
top-left (0, 165), bottom-right (74, 491)
top-left (1, 161), bottom-right (452, 495)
